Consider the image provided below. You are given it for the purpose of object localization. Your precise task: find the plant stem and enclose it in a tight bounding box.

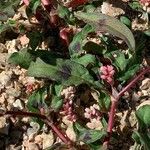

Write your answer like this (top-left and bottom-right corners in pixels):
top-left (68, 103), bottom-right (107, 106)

top-left (45, 119), bottom-right (72, 146)
top-left (118, 67), bottom-right (150, 98)
top-left (0, 110), bottom-right (73, 146)
top-left (107, 97), bottom-right (118, 133)
top-left (104, 67), bottom-right (150, 148)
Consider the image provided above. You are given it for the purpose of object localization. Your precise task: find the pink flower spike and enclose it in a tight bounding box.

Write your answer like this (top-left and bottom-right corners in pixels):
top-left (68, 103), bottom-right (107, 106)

top-left (100, 66), bottom-right (107, 72)
top-left (23, 0), bottom-right (30, 6)
top-left (101, 75), bottom-right (107, 80)
top-left (107, 77), bottom-right (113, 84)
top-left (41, 0), bottom-right (50, 5)
top-left (99, 65), bottom-right (115, 85)
top-left (107, 65), bottom-right (114, 72)
top-left (110, 70), bottom-right (115, 76)
top-left (140, 0), bottom-right (150, 5)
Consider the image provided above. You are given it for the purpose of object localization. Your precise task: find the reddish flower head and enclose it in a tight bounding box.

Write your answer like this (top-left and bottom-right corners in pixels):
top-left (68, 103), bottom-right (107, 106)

top-left (99, 65), bottom-right (115, 85)
top-left (140, 0), bottom-right (150, 6)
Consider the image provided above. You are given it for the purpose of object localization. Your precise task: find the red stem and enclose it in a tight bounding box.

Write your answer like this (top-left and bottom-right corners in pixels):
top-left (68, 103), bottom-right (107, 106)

top-left (0, 110), bottom-right (73, 146)
top-left (107, 98), bottom-right (118, 133)
top-left (45, 119), bottom-right (72, 146)
top-left (118, 67), bottom-right (150, 98)
top-left (104, 67), bottom-right (150, 147)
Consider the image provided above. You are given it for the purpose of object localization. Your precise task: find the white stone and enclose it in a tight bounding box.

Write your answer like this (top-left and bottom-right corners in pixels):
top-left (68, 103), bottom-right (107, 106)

top-left (42, 132), bottom-right (54, 149)
top-left (66, 124), bottom-right (76, 142)
top-left (0, 43), bottom-right (7, 53)
top-left (5, 87), bottom-right (21, 97)
top-left (140, 78), bottom-right (150, 90)
top-left (6, 40), bottom-right (18, 54)
top-left (28, 143), bottom-right (39, 150)
top-left (13, 99), bottom-right (24, 110)
top-left (101, 1), bottom-right (125, 17)
top-left (27, 122), bottom-right (40, 140)
top-left (0, 71), bottom-right (12, 87)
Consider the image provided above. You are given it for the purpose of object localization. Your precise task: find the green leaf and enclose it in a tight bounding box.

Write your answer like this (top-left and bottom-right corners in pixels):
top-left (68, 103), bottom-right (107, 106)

top-left (57, 4), bottom-right (75, 24)
top-left (132, 131), bottom-right (142, 145)
top-left (98, 91), bottom-right (111, 111)
top-left (52, 84), bottom-right (63, 97)
top-left (72, 54), bottom-right (97, 67)
top-left (74, 123), bottom-right (107, 144)
top-left (132, 130), bottom-right (150, 150)
top-left (58, 5), bottom-right (70, 19)
top-left (28, 58), bottom-right (101, 88)
top-left (84, 4), bottom-right (96, 13)
top-left (136, 105), bottom-right (150, 128)
top-left (27, 88), bottom-right (48, 127)
top-left (75, 12), bottom-right (135, 51)
top-left (0, 23), bottom-right (9, 34)
top-left (129, 1), bottom-right (142, 10)
top-left (28, 0), bottom-right (41, 13)
top-left (135, 105), bottom-right (150, 149)
top-left (118, 64), bottom-right (140, 82)
top-left (27, 31), bottom-right (42, 50)
top-left (0, 0), bottom-right (20, 21)
top-left (120, 16), bottom-right (131, 28)
top-left (0, 13), bottom-right (8, 22)
top-left (105, 50), bottom-right (127, 71)
top-left (51, 96), bottom-right (63, 112)
top-left (0, 19), bottom-right (16, 34)
top-left (83, 41), bottom-right (106, 55)
top-left (144, 29), bottom-right (150, 37)
top-left (27, 88), bottom-right (47, 113)
top-left (8, 48), bottom-right (36, 69)
top-left (69, 24), bottom-right (94, 57)
top-left (89, 143), bottom-right (103, 150)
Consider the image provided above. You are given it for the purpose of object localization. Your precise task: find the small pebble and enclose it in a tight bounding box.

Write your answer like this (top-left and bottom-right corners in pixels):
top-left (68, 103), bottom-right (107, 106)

top-left (28, 143), bottom-right (39, 150)
top-left (42, 132), bottom-right (54, 149)
top-left (13, 99), bottom-right (24, 110)
top-left (0, 117), bottom-right (9, 135)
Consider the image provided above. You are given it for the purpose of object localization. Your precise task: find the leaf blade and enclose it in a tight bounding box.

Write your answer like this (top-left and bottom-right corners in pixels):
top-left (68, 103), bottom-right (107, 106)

top-left (75, 12), bottom-right (135, 51)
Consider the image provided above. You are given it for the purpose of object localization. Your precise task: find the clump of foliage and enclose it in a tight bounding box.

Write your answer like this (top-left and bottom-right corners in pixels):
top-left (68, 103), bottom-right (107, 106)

top-left (0, 0), bottom-right (150, 149)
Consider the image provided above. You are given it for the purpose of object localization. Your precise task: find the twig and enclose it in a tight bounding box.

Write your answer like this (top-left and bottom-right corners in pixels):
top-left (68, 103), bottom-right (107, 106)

top-left (0, 110), bottom-right (73, 147)
top-left (103, 67), bottom-right (150, 148)
top-left (118, 67), bottom-right (150, 98)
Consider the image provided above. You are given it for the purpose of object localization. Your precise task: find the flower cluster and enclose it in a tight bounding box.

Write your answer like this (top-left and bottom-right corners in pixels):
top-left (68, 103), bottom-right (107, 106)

top-left (84, 104), bottom-right (102, 129)
top-left (60, 86), bottom-right (76, 122)
top-left (99, 65), bottom-right (115, 85)
top-left (60, 100), bottom-right (76, 122)
top-left (140, 0), bottom-right (150, 6)
top-left (25, 82), bottom-right (40, 94)
top-left (61, 86), bottom-right (76, 100)
top-left (84, 104), bottom-right (101, 120)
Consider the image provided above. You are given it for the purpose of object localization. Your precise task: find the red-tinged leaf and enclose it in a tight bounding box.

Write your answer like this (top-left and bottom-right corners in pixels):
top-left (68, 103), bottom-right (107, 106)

top-left (60, 28), bottom-right (73, 46)
top-left (75, 12), bottom-right (135, 51)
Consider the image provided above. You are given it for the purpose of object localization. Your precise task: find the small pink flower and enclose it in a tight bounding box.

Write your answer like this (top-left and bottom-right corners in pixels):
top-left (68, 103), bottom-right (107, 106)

top-left (140, 0), bottom-right (150, 6)
top-left (60, 101), bottom-right (76, 122)
top-left (99, 65), bottom-right (115, 84)
top-left (101, 75), bottom-right (107, 80)
top-left (22, 0), bottom-right (29, 6)
top-left (84, 104), bottom-right (101, 120)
